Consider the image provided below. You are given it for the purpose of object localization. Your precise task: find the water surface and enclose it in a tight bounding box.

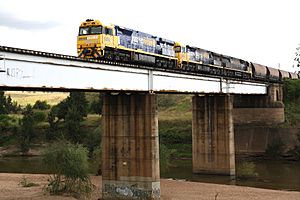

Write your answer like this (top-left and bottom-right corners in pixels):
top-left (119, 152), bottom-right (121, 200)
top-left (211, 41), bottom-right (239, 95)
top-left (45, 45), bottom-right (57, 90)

top-left (1, 157), bottom-right (300, 192)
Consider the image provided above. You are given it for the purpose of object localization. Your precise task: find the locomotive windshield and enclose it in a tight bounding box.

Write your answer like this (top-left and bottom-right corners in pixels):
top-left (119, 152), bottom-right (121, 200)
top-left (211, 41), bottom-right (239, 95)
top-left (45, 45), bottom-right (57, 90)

top-left (79, 26), bottom-right (102, 35)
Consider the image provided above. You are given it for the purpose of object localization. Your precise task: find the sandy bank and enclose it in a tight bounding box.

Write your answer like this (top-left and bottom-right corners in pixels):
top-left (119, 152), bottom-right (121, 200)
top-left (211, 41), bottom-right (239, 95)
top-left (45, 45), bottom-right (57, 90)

top-left (0, 173), bottom-right (299, 200)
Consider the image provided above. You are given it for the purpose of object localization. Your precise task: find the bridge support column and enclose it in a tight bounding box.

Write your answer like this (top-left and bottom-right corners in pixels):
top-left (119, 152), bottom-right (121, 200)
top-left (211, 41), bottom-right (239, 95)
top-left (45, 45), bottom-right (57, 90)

top-left (102, 93), bottom-right (160, 199)
top-left (192, 94), bottom-right (235, 176)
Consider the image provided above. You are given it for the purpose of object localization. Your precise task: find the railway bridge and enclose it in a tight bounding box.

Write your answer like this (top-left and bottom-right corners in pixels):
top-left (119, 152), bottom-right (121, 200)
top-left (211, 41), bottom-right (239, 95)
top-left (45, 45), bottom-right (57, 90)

top-left (0, 46), bottom-right (284, 199)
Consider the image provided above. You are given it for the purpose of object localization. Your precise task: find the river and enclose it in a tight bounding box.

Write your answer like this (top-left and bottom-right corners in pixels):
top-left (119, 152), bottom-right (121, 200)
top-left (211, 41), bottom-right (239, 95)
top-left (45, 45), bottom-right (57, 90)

top-left (0, 157), bottom-right (299, 192)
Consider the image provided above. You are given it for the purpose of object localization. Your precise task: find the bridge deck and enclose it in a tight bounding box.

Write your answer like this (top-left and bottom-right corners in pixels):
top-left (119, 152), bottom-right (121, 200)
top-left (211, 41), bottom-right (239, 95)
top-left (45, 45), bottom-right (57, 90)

top-left (0, 46), bottom-right (267, 94)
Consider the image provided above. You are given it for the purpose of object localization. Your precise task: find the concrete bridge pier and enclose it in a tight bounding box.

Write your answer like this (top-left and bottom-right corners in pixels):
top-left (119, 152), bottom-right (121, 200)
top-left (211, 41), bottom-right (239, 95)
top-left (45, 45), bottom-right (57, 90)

top-left (102, 93), bottom-right (160, 199)
top-left (192, 94), bottom-right (235, 177)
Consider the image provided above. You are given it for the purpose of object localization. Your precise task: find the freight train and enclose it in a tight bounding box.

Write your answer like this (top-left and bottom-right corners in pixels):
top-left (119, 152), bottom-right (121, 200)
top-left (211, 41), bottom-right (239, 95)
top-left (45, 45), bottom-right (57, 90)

top-left (77, 19), bottom-right (299, 82)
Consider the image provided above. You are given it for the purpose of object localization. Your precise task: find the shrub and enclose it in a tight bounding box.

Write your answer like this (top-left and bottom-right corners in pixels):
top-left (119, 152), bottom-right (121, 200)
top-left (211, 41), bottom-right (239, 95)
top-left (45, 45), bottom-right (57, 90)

top-left (33, 100), bottom-right (51, 110)
top-left (289, 132), bottom-right (300, 160)
top-left (19, 105), bottom-right (36, 153)
top-left (65, 105), bottom-right (83, 143)
top-left (33, 111), bottom-right (46, 123)
top-left (19, 176), bottom-right (39, 187)
top-left (0, 114), bottom-right (14, 131)
top-left (265, 137), bottom-right (285, 159)
top-left (160, 144), bottom-right (176, 173)
top-left (159, 120), bottom-right (192, 144)
top-left (237, 161), bottom-right (258, 179)
top-left (91, 146), bottom-right (102, 175)
top-left (158, 94), bottom-right (178, 108)
top-left (42, 141), bottom-right (94, 198)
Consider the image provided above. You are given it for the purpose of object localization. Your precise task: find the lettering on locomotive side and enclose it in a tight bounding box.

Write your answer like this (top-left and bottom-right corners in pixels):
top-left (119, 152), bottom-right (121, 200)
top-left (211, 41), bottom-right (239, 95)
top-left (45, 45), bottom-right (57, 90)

top-left (78, 37), bottom-right (87, 41)
top-left (104, 37), bottom-right (111, 43)
top-left (87, 35), bottom-right (98, 40)
top-left (143, 38), bottom-right (156, 47)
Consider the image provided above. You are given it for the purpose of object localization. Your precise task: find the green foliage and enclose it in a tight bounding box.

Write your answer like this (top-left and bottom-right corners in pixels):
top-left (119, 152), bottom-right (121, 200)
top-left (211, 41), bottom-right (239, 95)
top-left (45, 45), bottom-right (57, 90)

top-left (52, 99), bottom-right (68, 120)
top-left (283, 79), bottom-right (300, 127)
top-left (19, 105), bottom-right (36, 153)
top-left (33, 111), bottom-right (47, 123)
top-left (283, 79), bottom-right (300, 104)
top-left (42, 142), bottom-right (94, 197)
top-left (0, 114), bottom-right (15, 130)
top-left (47, 92), bottom-right (88, 143)
top-left (19, 176), bottom-right (39, 187)
top-left (0, 115), bottom-right (18, 146)
top-left (88, 93), bottom-right (103, 114)
top-left (33, 100), bottom-right (51, 110)
top-left (160, 144), bottom-right (176, 172)
top-left (158, 94), bottom-right (178, 108)
top-left (65, 105), bottom-right (83, 143)
top-left (265, 137), bottom-right (285, 159)
top-left (91, 146), bottom-right (102, 175)
top-left (159, 120), bottom-right (192, 144)
top-left (85, 126), bottom-right (101, 157)
top-left (289, 132), bottom-right (300, 160)
top-left (165, 144), bottom-right (192, 158)
top-left (237, 161), bottom-right (258, 179)
top-left (68, 92), bottom-right (88, 119)
top-left (284, 103), bottom-right (300, 127)
top-left (0, 91), bottom-right (20, 114)
top-left (0, 91), bottom-right (8, 114)
top-left (46, 109), bottom-right (60, 140)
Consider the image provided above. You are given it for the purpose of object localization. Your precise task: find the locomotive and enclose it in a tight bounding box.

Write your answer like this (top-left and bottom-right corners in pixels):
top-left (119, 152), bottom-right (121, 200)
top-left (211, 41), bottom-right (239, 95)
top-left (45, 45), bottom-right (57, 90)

top-left (77, 19), bottom-right (298, 82)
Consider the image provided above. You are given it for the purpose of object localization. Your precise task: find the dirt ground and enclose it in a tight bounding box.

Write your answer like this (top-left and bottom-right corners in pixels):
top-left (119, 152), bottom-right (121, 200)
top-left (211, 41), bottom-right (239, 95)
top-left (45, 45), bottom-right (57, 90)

top-left (0, 173), bottom-right (299, 200)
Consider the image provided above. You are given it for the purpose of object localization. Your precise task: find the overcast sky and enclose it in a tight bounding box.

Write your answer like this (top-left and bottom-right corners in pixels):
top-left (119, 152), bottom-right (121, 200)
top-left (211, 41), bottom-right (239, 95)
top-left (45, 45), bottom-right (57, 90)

top-left (0, 0), bottom-right (299, 72)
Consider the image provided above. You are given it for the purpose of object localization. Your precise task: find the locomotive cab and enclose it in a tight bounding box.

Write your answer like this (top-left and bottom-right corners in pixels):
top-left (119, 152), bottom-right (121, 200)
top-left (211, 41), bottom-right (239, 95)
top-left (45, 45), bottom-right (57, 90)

top-left (77, 19), bottom-right (118, 59)
top-left (174, 42), bottom-right (188, 67)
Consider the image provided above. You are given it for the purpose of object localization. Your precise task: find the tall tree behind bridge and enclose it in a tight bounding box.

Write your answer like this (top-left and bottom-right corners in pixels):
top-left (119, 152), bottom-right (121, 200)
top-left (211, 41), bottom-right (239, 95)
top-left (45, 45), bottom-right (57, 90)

top-left (294, 44), bottom-right (300, 68)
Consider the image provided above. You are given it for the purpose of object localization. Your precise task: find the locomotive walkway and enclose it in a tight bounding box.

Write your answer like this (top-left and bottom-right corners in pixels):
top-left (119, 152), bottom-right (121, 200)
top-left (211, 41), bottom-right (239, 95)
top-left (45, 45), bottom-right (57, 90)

top-left (0, 46), bottom-right (284, 199)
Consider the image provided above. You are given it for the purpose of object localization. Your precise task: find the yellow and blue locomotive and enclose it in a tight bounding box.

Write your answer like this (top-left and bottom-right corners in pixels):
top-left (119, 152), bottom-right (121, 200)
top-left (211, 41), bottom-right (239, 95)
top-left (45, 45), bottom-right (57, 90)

top-left (77, 19), bottom-right (298, 81)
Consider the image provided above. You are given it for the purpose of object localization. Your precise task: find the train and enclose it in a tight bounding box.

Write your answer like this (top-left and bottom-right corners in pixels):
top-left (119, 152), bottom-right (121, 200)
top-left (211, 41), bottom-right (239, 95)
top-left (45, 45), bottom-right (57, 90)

top-left (77, 19), bottom-right (299, 82)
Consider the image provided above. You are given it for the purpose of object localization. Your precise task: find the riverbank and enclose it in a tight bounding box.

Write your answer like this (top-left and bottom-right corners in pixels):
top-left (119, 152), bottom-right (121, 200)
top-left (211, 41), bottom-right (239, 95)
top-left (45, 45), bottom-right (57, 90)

top-left (0, 173), bottom-right (299, 200)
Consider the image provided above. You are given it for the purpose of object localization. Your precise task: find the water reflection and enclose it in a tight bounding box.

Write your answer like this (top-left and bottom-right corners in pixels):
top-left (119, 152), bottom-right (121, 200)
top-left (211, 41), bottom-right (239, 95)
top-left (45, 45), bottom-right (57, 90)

top-left (161, 159), bottom-right (300, 192)
top-left (0, 157), bottom-right (300, 192)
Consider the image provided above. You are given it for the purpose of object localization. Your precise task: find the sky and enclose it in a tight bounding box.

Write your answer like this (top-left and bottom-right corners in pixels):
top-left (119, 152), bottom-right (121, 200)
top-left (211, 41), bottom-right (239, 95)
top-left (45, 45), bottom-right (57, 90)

top-left (0, 0), bottom-right (299, 72)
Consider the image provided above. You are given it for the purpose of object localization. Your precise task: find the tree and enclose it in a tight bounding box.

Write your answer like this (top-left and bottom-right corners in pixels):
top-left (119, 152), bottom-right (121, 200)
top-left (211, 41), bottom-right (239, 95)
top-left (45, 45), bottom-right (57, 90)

top-left (0, 92), bottom-right (20, 114)
top-left (46, 108), bottom-right (60, 140)
top-left (42, 141), bottom-right (94, 197)
top-left (295, 44), bottom-right (300, 68)
top-left (68, 92), bottom-right (88, 119)
top-left (19, 105), bottom-right (36, 153)
top-left (51, 92), bottom-right (88, 121)
top-left (0, 91), bottom-right (8, 114)
top-left (65, 104), bottom-right (83, 143)
top-left (47, 92), bottom-right (88, 143)
top-left (89, 93), bottom-right (103, 115)
top-left (33, 100), bottom-right (51, 110)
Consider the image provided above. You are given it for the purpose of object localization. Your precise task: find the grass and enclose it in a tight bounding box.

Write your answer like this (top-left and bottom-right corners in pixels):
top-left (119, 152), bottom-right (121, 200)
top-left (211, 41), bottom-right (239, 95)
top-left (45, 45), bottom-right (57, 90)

top-left (19, 176), bottom-right (39, 187)
top-left (158, 94), bottom-right (192, 121)
top-left (237, 161), bottom-right (258, 179)
top-left (81, 114), bottom-right (101, 127)
top-left (5, 91), bottom-right (69, 106)
top-left (165, 144), bottom-right (192, 158)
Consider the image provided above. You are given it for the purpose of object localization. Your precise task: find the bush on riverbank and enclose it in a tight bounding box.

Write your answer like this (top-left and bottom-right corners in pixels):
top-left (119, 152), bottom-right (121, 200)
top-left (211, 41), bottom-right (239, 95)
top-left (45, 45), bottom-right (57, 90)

top-left (283, 79), bottom-right (300, 127)
top-left (237, 161), bottom-right (258, 179)
top-left (42, 142), bottom-right (94, 198)
top-left (265, 137), bottom-right (285, 159)
top-left (160, 144), bottom-right (176, 172)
